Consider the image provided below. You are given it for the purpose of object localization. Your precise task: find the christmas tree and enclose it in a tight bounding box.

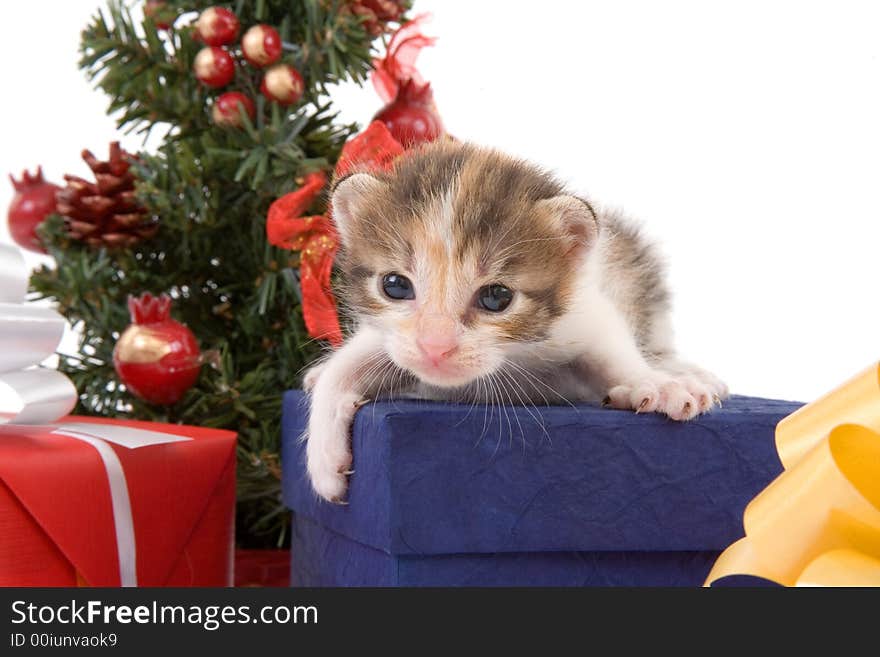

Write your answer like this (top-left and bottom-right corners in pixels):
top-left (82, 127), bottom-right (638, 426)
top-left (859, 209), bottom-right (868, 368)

top-left (29, 0), bottom-right (411, 547)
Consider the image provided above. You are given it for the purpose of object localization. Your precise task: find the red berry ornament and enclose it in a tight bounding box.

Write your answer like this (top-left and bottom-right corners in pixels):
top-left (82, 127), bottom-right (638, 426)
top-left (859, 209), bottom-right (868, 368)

top-left (144, 0), bottom-right (175, 30)
top-left (113, 293), bottom-right (202, 406)
top-left (373, 80), bottom-right (444, 148)
top-left (7, 167), bottom-right (60, 253)
top-left (369, 16), bottom-right (444, 148)
top-left (193, 47), bottom-right (235, 88)
top-left (212, 92), bottom-right (255, 127)
top-left (241, 24), bottom-right (282, 67)
top-left (194, 6), bottom-right (239, 46)
top-left (260, 64), bottom-right (304, 105)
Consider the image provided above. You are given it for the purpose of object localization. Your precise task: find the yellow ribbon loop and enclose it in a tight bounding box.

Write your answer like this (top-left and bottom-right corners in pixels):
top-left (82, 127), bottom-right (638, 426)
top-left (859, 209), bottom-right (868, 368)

top-left (776, 364), bottom-right (880, 468)
top-left (705, 362), bottom-right (880, 587)
top-left (797, 549), bottom-right (880, 587)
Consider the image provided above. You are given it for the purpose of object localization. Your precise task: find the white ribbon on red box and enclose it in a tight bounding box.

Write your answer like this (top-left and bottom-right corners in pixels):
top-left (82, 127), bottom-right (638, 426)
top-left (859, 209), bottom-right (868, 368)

top-left (0, 243), bottom-right (191, 586)
top-left (0, 243), bottom-right (77, 424)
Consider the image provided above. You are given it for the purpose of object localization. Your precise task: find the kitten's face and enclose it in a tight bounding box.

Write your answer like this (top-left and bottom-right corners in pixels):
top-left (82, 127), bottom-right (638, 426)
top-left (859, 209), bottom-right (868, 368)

top-left (331, 141), bottom-right (596, 388)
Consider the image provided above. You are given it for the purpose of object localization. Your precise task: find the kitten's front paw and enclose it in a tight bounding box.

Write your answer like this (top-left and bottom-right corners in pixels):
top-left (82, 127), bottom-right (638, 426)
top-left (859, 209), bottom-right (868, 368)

top-left (305, 390), bottom-right (363, 503)
top-left (605, 372), bottom-right (723, 421)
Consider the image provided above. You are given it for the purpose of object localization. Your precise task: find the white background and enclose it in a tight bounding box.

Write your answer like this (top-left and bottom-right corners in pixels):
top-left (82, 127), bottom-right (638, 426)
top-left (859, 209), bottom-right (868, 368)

top-left (1, 0), bottom-right (878, 403)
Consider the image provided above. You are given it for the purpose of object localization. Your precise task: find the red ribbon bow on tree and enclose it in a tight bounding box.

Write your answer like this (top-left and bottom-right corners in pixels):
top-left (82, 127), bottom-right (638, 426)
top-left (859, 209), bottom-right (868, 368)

top-left (370, 13), bottom-right (437, 105)
top-left (266, 121), bottom-right (405, 347)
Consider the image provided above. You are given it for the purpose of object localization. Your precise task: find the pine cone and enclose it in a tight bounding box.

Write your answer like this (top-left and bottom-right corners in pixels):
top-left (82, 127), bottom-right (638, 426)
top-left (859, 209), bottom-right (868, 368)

top-left (56, 142), bottom-right (157, 248)
top-left (346, 0), bottom-right (410, 36)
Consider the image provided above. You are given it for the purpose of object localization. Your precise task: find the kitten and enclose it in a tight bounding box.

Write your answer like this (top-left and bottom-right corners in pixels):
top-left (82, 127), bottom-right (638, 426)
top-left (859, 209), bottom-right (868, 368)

top-left (303, 140), bottom-right (728, 502)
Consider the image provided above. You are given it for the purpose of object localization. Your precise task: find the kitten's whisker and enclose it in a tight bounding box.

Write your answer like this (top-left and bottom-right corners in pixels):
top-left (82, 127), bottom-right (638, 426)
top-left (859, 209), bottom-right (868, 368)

top-left (355, 351), bottom-right (387, 378)
top-left (357, 354), bottom-right (391, 395)
top-left (487, 373), bottom-right (510, 460)
top-left (455, 378), bottom-right (482, 427)
top-left (506, 360), bottom-right (577, 410)
top-left (389, 366), bottom-right (407, 413)
top-left (356, 357), bottom-right (395, 424)
top-left (492, 370), bottom-right (517, 449)
top-left (502, 360), bottom-right (552, 408)
top-left (361, 365), bottom-right (388, 424)
top-left (496, 368), bottom-right (528, 451)
top-left (499, 365), bottom-right (552, 448)
top-left (373, 361), bottom-right (391, 422)
top-left (475, 375), bottom-right (492, 448)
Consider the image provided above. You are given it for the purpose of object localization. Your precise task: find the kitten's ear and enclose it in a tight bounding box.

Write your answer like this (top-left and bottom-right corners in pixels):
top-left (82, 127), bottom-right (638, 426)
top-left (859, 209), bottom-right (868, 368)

top-left (331, 173), bottom-right (387, 244)
top-left (534, 195), bottom-right (599, 257)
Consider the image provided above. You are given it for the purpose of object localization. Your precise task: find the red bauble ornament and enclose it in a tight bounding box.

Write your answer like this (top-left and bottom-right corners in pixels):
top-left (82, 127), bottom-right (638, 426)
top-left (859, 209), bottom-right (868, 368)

top-left (7, 167), bottom-right (60, 253)
top-left (260, 64), bottom-right (304, 105)
top-left (194, 6), bottom-right (240, 46)
top-left (369, 14), bottom-right (444, 148)
top-left (144, 0), bottom-right (175, 30)
top-left (241, 24), bottom-right (282, 67)
top-left (212, 92), bottom-right (255, 127)
top-left (373, 80), bottom-right (444, 148)
top-left (113, 293), bottom-right (202, 406)
top-left (193, 47), bottom-right (235, 88)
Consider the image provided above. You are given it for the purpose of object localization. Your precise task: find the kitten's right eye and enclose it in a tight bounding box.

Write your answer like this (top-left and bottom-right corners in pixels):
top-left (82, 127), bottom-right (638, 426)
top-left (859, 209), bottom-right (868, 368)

top-left (381, 273), bottom-right (415, 300)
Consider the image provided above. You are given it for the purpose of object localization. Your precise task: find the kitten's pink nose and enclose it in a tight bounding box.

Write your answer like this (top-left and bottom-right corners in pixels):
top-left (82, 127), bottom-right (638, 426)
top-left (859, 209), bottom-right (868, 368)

top-left (417, 315), bottom-right (459, 366)
top-left (418, 338), bottom-right (459, 366)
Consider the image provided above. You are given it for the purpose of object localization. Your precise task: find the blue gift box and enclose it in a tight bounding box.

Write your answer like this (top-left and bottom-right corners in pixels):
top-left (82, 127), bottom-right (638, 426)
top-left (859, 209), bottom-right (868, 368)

top-left (281, 391), bottom-right (801, 586)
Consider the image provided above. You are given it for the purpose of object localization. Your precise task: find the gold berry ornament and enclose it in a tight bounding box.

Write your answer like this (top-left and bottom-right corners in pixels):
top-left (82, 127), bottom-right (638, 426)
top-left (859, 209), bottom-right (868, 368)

top-left (193, 46), bottom-right (235, 88)
top-left (241, 24), bottom-right (282, 67)
top-left (194, 6), bottom-right (240, 46)
top-left (212, 92), bottom-right (256, 127)
top-left (113, 293), bottom-right (202, 406)
top-left (260, 64), bottom-right (304, 105)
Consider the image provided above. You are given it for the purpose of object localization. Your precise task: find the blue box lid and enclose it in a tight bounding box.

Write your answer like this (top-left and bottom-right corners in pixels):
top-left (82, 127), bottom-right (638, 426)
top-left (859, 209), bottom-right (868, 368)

top-left (282, 391), bottom-right (801, 556)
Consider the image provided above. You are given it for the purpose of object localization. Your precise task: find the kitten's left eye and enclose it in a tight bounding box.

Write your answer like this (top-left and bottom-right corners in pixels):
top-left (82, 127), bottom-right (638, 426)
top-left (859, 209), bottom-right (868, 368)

top-left (381, 273), bottom-right (415, 300)
top-left (477, 284), bottom-right (514, 312)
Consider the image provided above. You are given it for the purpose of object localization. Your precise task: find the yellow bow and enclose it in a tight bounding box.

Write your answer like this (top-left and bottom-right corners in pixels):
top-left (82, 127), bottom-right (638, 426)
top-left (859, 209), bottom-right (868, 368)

top-left (705, 362), bottom-right (880, 587)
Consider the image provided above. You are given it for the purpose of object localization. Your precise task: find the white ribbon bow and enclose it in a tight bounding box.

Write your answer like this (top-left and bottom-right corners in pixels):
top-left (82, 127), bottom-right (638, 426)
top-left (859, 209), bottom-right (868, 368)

top-left (0, 243), bottom-right (77, 423)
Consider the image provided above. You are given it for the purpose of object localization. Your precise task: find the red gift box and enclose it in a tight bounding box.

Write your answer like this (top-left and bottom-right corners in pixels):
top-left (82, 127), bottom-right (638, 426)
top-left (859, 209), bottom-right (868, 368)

top-left (0, 416), bottom-right (236, 587)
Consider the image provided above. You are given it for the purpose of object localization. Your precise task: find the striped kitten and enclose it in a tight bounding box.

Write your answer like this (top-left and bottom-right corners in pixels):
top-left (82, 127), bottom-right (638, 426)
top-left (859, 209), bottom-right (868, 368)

top-left (303, 140), bottom-right (727, 502)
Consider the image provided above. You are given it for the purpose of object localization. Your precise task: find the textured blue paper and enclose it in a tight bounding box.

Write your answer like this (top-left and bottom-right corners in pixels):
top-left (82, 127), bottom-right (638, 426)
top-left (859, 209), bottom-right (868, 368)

top-left (282, 392), bottom-right (802, 586)
top-left (290, 513), bottom-right (723, 586)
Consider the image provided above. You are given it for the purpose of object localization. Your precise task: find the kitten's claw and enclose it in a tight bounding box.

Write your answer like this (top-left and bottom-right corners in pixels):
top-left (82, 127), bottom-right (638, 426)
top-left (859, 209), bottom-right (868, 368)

top-left (353, 398), bottom-right (371, 409)
top-left (604, 368), bottom-right (726, 422)
top-left (340, 468), bottom-right (355, 475)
